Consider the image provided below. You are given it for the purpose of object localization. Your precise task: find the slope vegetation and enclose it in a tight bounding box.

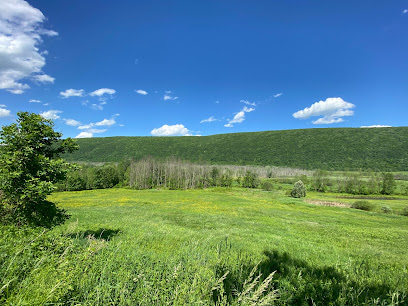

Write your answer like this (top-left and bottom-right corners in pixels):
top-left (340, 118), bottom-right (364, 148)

top-left (66, 127), bottom-right (408, 171)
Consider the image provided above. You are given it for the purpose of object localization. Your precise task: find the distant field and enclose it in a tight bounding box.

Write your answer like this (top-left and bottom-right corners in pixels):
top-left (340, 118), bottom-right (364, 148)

top-left (65, 127), bottom-right (408, 171)
top-left (2, 187), bottom-right (407, 304)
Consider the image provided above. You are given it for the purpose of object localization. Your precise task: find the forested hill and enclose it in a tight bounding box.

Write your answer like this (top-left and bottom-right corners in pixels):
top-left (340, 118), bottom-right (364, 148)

top-left (65, 127), bottom-right (408, 171)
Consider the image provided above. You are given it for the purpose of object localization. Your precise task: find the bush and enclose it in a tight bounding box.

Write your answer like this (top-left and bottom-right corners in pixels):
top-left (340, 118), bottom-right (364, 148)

top-left (291, 180), bottom-right (306, 198)
top-left (262, 182), bottom-right (274, 191)
top-left (401, 207), bottom-right (408, 217)
top-left (381, 206), bottom-right (392, 214)
top-left (242, 171), bottom-right (260, 188)
top-left (351, 201), bottom-right (375, 211)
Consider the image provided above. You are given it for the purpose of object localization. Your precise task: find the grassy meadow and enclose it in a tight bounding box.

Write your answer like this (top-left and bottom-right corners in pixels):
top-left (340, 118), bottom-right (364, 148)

top-left (1, 186), bottom-right (408, 305)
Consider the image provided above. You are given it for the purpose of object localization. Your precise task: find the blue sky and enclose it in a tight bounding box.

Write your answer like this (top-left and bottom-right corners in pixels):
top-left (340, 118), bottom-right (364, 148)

top-left (0, 0), bottom-right (407, 138)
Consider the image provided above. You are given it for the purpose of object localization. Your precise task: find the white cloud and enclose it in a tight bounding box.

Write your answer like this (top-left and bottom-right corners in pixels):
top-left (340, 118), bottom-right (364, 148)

top-left (403, 9), bottom-right (408, 14)
top-left (87, 128), bottom-right (107, 134)
top-left (33, 74), bottom-right (54, 83)
top-left (0, 104), bottom-right (6, 107)
top-left (29, 99), bottom-right (41, 103)
top-left (40, 110), bottom-right (62, 120)
top-left (163, 94), bottom-right (178, 101)
top-left (95, 118), bottom-right (115, 126)
top-left (165, 90), bottom-right (172, 94)
top-left (200, 116), bottom-right (217, 123)
top-left (293, 97), bottom-right (355, 125)
top-left (135, 89), bottom-right (148, 95)
top-left (89, 88), bottom-right (115, 97)
top-left (0, 0), bottom-right (57, 94)
top-left (78, 117), bottom-right (116, 130)
top-left (63, 118), bottom-right (81, 126)
top-left (43, 103), bottom-right (49, 106)
top-left (60, 88), bottom-right (84, 98)
top-left (75, 132), bottom-right (93, 138)
top-left (361, 125), bottom-right (392, 128)
top-left (151, 124), bottom-right (192, 136)
top-left (78, 124), bottom-right (93, 130)
top-left (274, 93), bottom-right (283, 98)
top-left (240, 100), bottom-right (256, 106)
top-left (0, 107), bottom-right (11, 117)
top-left (215, 100), bottom-right (220, 104)
top-left (224, 106), bottom-right (255, 127)
top-left (91, 103), bottom-right (103, 110)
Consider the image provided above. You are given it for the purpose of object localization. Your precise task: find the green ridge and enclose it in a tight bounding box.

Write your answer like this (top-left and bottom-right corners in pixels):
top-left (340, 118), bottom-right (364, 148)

top-left (66, 127), bottom-right (408, 171)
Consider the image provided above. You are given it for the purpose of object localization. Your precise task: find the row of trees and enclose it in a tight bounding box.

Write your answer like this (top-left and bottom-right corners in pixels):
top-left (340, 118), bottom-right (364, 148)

top-left (58, 158), bottom-right (264, 191)
top-left (308, 170), bottom-right (402, 195)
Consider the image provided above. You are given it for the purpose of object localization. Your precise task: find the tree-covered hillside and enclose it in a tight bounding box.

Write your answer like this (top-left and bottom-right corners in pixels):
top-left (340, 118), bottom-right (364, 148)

top-left (65, 127), bottom-right (408, 171)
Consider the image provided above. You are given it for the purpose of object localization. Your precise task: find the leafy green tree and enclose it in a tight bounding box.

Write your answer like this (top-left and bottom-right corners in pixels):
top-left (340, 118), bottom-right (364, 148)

top-left (0, 112), bottom-right (78, 226)
top-left (242, 171), bottom-right (260, 188)
top-left (381, 172), bottom-right (396, 195)
top-left (291, 180), bottom-right (306, 198)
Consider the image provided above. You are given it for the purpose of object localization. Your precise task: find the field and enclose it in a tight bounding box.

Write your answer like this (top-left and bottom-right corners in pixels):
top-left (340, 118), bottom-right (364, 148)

top-left (2, 186), bottom-right (408, 305)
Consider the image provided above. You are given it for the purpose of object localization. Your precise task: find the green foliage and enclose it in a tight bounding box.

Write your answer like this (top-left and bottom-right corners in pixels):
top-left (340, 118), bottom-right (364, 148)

top-left (242, 171), bottom-right (260, 188)
top-left (351, 201), bottom-right (375, 211)
top-left (262, 181), bottom-right (274, 191)
top-left (381, 173), bottom-right (396, 195)
top-left (0, 112), bottom-right (77, 226)
top-left (65, 127), bottom-right (408, 171)
top-left (291, 180), bottom-right (306, 198)
top-left (381, 206), bottom-right (393, 214)
top-left (311, 170), bottom-right (329, 192)
top-left (92, 165), bottom-right (120, 189)
top-left (401, 207), bottom-right (408, 217)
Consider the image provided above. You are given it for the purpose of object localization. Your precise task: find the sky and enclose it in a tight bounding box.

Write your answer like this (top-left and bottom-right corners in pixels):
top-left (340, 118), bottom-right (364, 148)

top-left (0, 0), bottom-right (407, 138)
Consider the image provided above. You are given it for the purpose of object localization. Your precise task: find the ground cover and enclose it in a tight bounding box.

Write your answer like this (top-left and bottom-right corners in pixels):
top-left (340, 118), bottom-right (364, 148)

top-left (1, 187), bottom-right (407, 304)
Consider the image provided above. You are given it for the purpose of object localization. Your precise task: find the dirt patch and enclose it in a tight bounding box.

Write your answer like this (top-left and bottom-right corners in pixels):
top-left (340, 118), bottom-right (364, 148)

top-left (305, 199), bottom-right (350, 208)
top-left (335, 196), bottom-right (402, 201)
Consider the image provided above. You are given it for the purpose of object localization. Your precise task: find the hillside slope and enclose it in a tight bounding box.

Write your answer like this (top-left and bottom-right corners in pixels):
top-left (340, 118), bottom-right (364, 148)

top-left (66, 127), bottom-right (408, 171)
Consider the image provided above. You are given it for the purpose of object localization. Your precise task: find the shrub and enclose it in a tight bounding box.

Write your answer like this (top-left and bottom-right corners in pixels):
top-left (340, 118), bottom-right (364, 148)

top-left (291, 180), bottom-right (306, 198)
top-left (401, 207), bottom-right (408, 217)
top-left (351, 201), bottom-right (375, 211)
top-left (381, 206), bottom-right (392, 214)
top-left (242, 171), bottom-right (260, 188)
top-left (262, 182), bottom-right (274, 191)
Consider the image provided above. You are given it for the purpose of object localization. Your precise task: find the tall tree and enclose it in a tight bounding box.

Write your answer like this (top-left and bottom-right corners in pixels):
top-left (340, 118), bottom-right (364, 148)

top-left (0, 112), bottom-right (78, 226)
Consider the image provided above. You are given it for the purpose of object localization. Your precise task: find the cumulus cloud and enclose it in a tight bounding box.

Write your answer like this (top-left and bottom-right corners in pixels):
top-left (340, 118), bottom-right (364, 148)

top-left (224, 106), bottom-right (255, 127)
top-left (33, 74), bottom-right (54, 83)
top-left (151, 124), bottom-right (192, 136)
top-left (63, 118), bottom-right (81, 126)
top-left (87, 128), bottom-right (107, 134)
top-left (274, 93), bottom-right (283, 98)
top-left (0, 104), bottom-right (6, 107)
top-left (95, 118), bottom-right (115, 126)
top-left (89, 88), bottom-right (115, 97)
top-left (240, 100), bottom-right (256, 106)
top-left (135, 89), bottom-right (148, 95)
top-left (292, 97), bottom-right (355, 125)
top-left (40, 110), bottom-right (62, 120)
top-left (403, 9), bottom-right (408, 14)
top-left (361, 125), bottom-right (392, 128)
top-left (75, 132), bottom-right (93, 138)
top-left (78, 117), bottom-right (116, 130)
top-left (0, 107), bottom-right (11, 117)
top-left (60, 88), bottom-right (84, 98)
top-left (29, 99), bottom-right (41, 103)
top-left (200, 116), bottom-right (217, 123)
top-left (0, 0), bottom-right (57, 94)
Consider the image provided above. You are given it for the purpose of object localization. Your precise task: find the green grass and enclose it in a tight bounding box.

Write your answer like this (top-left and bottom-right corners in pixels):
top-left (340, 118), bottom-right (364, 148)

top-left (1, 188), bottom-right (408, 304)
top-left (66, 127), bottom-right (408, 171)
